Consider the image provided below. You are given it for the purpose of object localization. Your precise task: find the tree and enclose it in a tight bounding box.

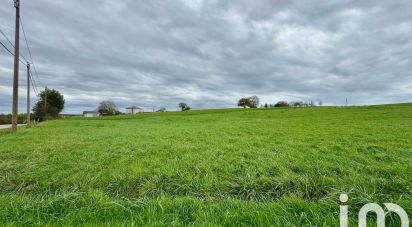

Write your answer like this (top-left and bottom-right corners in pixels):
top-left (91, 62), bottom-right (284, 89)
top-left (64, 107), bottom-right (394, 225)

top-left (98, 101), bottom-right (118, 115)
top-left (264, 103), bottom-right (268, 108)
top-left (33, 88), bottom-right (65, 121)
top-left (309, 100), bottom-right (316, 107)
top-left (178, 102), bottom-right (190, 111)
top-left (156, 107), bottom-right (166, 112)
top-left (238, 98), bottom-right (250, 108)
top-left (291, 101), bottom-right (304, 107)
top-left (248, 96), bottom-right (259, 108)
top-left (238, 96), bottom-right (259, 108)
top-left (274, 101), bottom-right (289, 107)
top-left (0, 114), bottom-right (27, 124)
top-left (318, 100), bottom-right (323, 106)
top-left (303, 101), bottom-right (309, 107)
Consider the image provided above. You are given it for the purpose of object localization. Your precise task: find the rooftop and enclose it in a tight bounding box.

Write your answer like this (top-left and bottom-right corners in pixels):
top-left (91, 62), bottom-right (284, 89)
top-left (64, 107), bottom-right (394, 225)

top-left (126, 106), bottom-right (143, 109)
top-left (83, 111), bottom-right (99, 114)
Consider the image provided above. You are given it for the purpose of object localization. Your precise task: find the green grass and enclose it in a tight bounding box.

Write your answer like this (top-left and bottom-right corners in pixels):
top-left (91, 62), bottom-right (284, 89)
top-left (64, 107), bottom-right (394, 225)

top-left (0, 104), bottom-right (411, 226)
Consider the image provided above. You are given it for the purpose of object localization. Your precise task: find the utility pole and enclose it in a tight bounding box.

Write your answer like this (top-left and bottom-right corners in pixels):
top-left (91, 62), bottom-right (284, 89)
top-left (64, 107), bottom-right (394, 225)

top-left (26, 62), bottom-right (30, 126)
top-left (11, 0), bottom-right (20, 133)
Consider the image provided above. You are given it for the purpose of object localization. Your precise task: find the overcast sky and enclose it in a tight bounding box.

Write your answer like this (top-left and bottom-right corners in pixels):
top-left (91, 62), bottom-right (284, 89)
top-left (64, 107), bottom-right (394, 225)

top-left (0, 0), bottom-right (411, 113)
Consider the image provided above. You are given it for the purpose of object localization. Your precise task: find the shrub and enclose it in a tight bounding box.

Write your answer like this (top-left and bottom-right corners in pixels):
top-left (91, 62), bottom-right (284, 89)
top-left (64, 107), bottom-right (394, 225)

top-left (274, 101), bottom-right (289, 107)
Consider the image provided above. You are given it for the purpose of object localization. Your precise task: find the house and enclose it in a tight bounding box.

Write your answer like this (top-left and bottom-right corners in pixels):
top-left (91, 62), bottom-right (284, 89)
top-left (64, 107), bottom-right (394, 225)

top-left (83, 111), bottom-right (100, 117)
top-left (126, 106), bottom-right (143, 114)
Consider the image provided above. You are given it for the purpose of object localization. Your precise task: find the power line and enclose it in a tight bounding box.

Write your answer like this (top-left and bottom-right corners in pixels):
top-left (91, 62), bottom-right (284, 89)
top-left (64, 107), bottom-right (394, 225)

top-left (30, 71), bottom-right (38, 96)
top-left (20, 16), bottom-right (44, 87)
top-left (0, 28), bottom-right (29, 63)
top-left (30, 71), bottom-right (37, 93)
top-left (0, 39), bottom-right (26, 65)
top-left (0, 39), bottom-right (14, 56)
top-left (31, 72), bottom-right (39, 95)
top-left (25, 67), bottom-right (39, 95)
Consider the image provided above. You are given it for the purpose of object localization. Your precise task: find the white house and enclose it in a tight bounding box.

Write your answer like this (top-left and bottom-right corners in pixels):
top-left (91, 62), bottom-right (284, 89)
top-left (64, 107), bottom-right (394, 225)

top-left (83, 111), bottom-right (100, 117)
top-left (126, 106), bottom-right (143, 114)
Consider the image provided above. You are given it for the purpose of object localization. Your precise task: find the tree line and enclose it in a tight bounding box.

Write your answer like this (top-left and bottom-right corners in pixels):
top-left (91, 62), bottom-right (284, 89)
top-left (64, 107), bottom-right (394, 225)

top-left (96, 101), bottom-right (192, 116)
top-left (0, 88), bottom-right (65, 124)
top-left (1, 87), bottom-right (326, 125)
top-left (264, 100), bottom-right (323, 108)
top-left (238, 96), bottom-right (322, 108)
top-left (0, 114), bottom-right (27, 124)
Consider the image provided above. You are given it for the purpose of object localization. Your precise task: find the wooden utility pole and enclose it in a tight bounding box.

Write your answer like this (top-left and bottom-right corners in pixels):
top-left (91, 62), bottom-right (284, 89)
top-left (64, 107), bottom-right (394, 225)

top-left (26, 62), bottom-right (30, 126)
top-left (11, 0), bottom-right (20, 133)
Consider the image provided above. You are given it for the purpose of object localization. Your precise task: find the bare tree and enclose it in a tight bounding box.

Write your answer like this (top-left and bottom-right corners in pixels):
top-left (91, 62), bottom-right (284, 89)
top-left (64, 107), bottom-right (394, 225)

top-left (98, 101), bottom-right (118, 115)
top-left (303, 101), bottom-right (309, 107)
top-left (309, 100), bottom-right (316, 107)
top-left (248, 96), bottom-right (259, 108)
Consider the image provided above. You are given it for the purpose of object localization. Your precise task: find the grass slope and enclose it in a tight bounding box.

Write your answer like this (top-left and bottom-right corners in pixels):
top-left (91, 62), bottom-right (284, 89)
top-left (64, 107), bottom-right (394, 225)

top-left (1, 104), bottom-right (411, 226)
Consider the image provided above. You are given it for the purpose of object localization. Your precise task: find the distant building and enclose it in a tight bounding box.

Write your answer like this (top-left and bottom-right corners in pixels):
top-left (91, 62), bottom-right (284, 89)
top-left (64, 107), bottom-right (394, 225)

top-left (83, 111), bottom-right (100, 117)
top-left (126, 106), bottom-right (143, 114)
top-left (60, 114), bottom-right (81, 118)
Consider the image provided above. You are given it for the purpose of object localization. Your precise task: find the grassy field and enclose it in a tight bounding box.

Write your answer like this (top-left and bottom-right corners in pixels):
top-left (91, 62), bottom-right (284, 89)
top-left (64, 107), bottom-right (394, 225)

top-left (0, 104), bottom-right (411, 226)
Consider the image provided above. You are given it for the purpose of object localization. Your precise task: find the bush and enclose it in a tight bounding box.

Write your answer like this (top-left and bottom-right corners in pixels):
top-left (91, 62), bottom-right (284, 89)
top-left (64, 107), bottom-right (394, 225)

top-left (274, 101), bottom-right (289, 107)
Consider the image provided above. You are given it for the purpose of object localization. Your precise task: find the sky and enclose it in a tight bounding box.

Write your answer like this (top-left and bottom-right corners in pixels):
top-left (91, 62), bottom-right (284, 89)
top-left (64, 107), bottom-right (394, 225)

top-left (0, 0), bottom-right (411, 114)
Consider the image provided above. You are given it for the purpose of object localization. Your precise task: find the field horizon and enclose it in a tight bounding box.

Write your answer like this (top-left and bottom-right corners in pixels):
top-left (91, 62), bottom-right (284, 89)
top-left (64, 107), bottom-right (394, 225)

top-left (1, 103), bottom-right (411, 225)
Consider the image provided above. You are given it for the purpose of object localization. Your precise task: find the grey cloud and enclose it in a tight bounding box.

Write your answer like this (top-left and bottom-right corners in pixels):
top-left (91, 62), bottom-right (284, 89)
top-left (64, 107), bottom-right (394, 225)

top-left (0, 0), bottom-right (411, 114)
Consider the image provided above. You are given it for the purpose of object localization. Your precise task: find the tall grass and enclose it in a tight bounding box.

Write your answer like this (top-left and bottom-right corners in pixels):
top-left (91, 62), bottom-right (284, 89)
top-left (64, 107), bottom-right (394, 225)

top-left (0, 104), bottom-right (411, 225)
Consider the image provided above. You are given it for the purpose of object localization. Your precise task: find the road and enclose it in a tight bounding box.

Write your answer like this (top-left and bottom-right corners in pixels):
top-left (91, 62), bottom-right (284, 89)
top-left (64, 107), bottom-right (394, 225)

top-left (0, 124), bottom-right (26, 130)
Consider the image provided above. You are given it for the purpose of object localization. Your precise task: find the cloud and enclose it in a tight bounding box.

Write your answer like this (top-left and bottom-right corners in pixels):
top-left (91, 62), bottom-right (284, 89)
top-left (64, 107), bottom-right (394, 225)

top-left (0, 0), bottom-right (411, 113)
